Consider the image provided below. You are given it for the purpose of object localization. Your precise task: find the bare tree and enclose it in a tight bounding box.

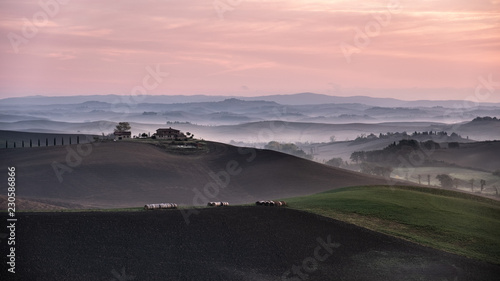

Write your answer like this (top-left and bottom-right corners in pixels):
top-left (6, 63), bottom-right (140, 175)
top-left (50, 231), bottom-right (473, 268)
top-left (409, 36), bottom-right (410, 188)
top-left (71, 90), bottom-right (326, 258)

top-left (480, 179), bottom-right (486, 192)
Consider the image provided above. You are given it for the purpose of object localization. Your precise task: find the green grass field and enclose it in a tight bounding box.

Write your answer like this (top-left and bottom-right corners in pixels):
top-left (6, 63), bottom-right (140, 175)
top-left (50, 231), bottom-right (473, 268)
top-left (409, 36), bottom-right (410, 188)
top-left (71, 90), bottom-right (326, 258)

top-left (284, 185), bottom-right (500, 264)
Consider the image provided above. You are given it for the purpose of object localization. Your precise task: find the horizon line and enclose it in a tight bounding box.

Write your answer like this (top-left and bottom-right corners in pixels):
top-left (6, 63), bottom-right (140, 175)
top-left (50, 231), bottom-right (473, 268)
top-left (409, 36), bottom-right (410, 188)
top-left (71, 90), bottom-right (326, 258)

top-left (1, 90), bottom-right (495, 104)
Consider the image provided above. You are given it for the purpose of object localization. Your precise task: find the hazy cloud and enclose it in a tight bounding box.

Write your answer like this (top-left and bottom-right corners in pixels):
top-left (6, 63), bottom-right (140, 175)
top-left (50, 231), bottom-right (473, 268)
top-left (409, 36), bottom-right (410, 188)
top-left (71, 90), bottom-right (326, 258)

top-left (0, 0), bottom-right (498, 101)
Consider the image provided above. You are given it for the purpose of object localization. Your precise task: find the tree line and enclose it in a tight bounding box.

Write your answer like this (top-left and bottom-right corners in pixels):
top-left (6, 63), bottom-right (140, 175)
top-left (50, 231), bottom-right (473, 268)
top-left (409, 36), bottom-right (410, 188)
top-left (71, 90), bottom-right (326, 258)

top-left (4, 135), bottom-right (93, 149)
top-left (350, 139), bottom-right (443, 165)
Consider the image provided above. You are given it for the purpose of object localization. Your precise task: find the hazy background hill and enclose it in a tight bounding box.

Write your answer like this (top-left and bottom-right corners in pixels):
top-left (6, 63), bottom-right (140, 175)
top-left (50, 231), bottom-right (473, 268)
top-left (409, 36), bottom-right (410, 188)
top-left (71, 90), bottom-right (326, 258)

top-left (2, 118), bottom-right (497, 144)
top-left (3, 93), bottom-right (500, 107)
top-left (1, 94), bottom-right (499, 129)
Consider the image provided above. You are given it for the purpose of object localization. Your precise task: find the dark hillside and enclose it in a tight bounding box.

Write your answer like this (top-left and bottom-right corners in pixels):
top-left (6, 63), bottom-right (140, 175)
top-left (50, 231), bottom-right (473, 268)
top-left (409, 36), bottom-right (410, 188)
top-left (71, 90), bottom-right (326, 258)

top-left (0, 141), bottom-right (396, 209)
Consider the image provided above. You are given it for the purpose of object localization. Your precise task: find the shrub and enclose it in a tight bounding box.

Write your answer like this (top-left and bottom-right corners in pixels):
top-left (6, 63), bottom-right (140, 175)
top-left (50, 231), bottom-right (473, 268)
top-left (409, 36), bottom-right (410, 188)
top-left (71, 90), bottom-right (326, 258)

top-left (326, 157), bottom-right (343, 168)
top-left (436, 174), bottom-right (454, 188)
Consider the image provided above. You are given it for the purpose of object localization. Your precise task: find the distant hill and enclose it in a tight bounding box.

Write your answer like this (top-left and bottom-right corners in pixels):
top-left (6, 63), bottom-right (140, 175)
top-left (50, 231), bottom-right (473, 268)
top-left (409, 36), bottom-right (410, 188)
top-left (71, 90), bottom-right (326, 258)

top-left (0, 141), bottom-right (401, 209)
top-left (2, 93), bottom-right (499, 107)
top-left (436, 117), bottom-right (500, 141)
top-left (244, 93), bottom-right (405, 106)
top-left (1, 94), bottom-right (499, 128)
top-left (298, 132), bottom-right (472, 163)
top-left (340, 139), bottom-right (500, 173)
top-left (0, 94), bottom-right (225, 105)
top-left (2, 119), bottom-right (493, 144)
top-left (0, 113), bottom-right (49, 122)
top-left (429, 141), bottom-right (500, 172)
top-left (172, 121), bottom-right (459, 143)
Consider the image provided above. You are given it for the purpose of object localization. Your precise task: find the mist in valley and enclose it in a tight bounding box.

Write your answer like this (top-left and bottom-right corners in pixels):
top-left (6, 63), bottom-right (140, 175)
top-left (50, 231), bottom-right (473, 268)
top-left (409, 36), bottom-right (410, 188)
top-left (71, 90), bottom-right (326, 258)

top-left (2, 93), bottom-right (499, 198)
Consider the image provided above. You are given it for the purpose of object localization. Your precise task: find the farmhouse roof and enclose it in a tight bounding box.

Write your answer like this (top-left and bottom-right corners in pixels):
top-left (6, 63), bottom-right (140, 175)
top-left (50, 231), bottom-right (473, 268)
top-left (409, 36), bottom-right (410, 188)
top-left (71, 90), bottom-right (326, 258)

top-left (157, 127), bottom-right (180, 132)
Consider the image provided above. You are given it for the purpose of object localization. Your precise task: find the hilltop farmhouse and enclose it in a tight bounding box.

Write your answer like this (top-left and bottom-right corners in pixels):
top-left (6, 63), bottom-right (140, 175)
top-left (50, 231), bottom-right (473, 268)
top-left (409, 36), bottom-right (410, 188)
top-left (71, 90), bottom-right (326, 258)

top-left (156, 127), bottom-right (187, 140)
top-left (114, 121), bottom-right (132, 140)
top-left (113, 131), bottom-right (131, 140)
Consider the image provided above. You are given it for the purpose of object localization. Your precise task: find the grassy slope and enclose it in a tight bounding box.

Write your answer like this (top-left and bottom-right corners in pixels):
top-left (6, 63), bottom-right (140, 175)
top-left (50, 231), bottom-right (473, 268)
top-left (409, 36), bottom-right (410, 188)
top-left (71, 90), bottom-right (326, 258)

top-left (283, 185), bottom-right (500, 264)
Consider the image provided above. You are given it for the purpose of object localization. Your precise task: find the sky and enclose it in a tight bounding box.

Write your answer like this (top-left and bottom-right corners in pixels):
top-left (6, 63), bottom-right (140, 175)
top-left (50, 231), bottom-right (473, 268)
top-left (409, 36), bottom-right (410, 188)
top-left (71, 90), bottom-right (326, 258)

top-left (0, 0), bottom-right (499, 102)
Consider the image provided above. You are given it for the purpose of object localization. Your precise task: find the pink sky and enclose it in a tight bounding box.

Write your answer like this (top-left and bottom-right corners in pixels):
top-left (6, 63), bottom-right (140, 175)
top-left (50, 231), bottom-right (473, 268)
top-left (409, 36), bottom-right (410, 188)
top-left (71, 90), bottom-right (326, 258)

top-left (0, 0), bottom-right (499, 102)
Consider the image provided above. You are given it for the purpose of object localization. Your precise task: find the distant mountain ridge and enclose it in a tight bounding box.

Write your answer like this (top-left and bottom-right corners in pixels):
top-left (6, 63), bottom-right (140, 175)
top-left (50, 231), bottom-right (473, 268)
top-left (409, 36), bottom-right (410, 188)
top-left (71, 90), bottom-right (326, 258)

top-left (2, 93), bottom-right (499, 107)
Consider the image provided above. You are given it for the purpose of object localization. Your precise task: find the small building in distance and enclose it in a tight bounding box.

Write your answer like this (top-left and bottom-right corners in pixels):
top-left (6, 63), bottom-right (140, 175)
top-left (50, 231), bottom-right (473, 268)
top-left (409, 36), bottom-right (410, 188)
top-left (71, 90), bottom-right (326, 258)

top-left (156, 127), bottom-right (187, 140)
top-left (114, 131), bottom-right (131, 140)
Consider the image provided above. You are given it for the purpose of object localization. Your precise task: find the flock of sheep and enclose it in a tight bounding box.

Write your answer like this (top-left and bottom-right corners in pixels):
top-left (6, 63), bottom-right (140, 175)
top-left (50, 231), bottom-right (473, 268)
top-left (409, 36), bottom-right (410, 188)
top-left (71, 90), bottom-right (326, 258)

top-left (144, 203), bottom-right (178, 210)
top-left (144, 200), bottom-right (288, 210)
top-left (255, 200), bottom-right (287, 207)
top-left (207, 201), bottom-right (230, 207)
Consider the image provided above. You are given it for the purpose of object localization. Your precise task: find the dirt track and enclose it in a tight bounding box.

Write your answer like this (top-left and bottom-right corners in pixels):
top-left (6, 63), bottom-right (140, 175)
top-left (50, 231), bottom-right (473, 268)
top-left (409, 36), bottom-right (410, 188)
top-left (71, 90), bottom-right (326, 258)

top-left (1, 207), bottom-right (499, 281)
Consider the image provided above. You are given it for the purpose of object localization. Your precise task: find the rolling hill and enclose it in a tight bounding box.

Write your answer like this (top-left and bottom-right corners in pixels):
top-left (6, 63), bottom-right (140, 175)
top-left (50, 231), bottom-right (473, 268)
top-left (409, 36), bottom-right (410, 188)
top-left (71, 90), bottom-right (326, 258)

top-left (284, 185), bottom-right (500, 264)
top-left (427, 141), bottom-right (500, 172)
top-left (0, 195), bottom-right (82, 210)
top-left (0, 141), bottom-right (398, 209)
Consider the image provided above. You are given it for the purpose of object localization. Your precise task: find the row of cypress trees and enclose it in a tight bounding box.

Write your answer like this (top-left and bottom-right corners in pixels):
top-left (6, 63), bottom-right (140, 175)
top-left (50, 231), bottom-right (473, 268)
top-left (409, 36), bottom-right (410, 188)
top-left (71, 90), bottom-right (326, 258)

top-left (4, 136), bottom-right (81, 148)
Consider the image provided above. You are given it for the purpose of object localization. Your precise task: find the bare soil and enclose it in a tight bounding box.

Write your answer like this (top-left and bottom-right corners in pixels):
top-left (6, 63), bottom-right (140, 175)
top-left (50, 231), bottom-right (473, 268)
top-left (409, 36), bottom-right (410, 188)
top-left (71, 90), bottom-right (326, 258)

top-left (1, 207), bottom-right (499, 281)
